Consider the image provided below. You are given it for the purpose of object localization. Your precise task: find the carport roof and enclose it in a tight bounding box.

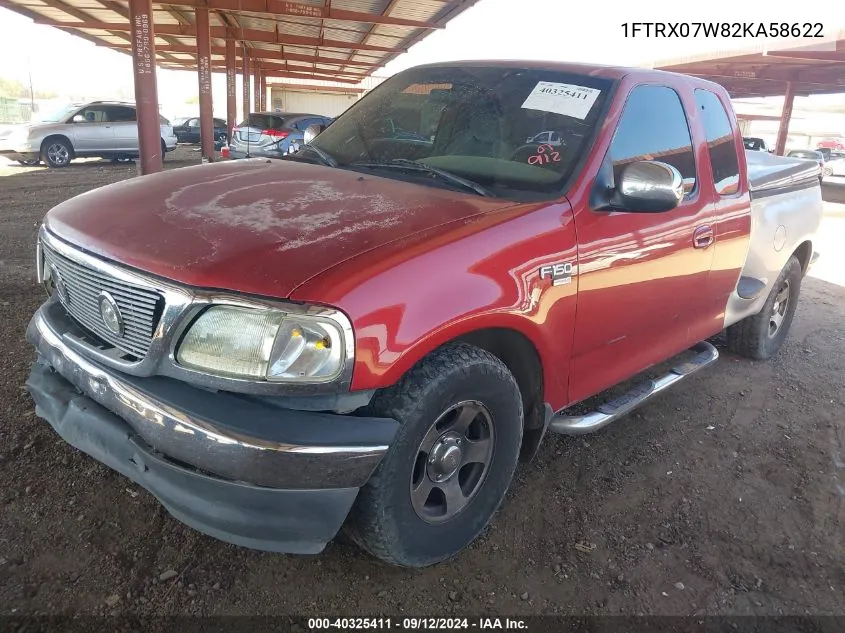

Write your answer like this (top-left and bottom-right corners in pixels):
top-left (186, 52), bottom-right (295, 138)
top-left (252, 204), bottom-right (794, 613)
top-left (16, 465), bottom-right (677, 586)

top-left (653, 32), bottom-right (845, 98)
top-left (0, 0), bottom-right (480, 83)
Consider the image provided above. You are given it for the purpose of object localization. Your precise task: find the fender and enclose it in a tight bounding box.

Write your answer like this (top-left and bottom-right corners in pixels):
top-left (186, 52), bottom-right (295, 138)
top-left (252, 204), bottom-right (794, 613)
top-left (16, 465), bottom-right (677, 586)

top-left (725, 181), bottom-right (822, 328)
top-left (291, 200), bottom-right (580, 412)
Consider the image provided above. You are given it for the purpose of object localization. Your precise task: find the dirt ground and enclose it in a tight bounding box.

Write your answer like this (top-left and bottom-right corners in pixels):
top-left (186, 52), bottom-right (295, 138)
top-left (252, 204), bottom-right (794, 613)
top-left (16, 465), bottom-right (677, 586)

top-left (0, 148), bottom-right (843, 617)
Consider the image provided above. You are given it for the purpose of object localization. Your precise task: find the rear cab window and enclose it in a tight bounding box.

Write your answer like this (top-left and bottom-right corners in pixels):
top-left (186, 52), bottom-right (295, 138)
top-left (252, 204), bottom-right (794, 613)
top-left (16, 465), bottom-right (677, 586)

top-left (609, 85), bottom-right (697, 196)
top-left (695, 89), bottom-right (741, 196)
top-left (243, 114), bottom-right (286, 130)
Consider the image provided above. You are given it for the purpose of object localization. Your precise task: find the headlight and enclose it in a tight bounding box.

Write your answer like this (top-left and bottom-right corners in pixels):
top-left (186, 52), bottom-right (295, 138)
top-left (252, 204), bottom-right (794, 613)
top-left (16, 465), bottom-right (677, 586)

top-left (176, 305), bottom-right (347, 383)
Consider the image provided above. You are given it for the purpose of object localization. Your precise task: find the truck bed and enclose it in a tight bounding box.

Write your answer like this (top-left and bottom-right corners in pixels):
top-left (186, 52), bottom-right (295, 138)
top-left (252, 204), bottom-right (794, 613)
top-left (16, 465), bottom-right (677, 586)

top-left (745, 150), bottom-right (820, 193)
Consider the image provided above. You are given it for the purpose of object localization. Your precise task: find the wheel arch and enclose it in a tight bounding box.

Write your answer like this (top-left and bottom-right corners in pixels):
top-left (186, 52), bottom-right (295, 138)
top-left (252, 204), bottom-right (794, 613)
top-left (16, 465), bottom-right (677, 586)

top-left (791, 239), bottom-right (813, 274)
top-left (454, 327), bottom-right (550, 462)
top-left (360, 317), bottom-right (554, 464)
top-left (40, 134), bottom-right (75, 158)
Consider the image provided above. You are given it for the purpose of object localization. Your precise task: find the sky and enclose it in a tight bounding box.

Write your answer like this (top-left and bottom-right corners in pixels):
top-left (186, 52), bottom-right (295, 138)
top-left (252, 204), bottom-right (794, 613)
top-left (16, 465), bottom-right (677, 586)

top-left (0, 0), bottom-right (844, 118)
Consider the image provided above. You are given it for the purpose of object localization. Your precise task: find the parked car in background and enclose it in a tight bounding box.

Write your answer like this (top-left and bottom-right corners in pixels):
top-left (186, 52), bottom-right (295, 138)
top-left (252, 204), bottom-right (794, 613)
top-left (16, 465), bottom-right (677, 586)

top-left (787, 149), bottom-right (825, 181)
top-left (743, 137), bottom-right (772, 152)
top-left (172, 116), bottom-right (229, 148)
top-left (822, 156), bottom-right (845, 178)
top-left (228, 112), bottom-right (333, 159)
top-left (26, 61), bottom-right (821, 567)
top-left (817, 139), bottom-right (845, 150)
top-left (0, 101), bottom-right (177, 168)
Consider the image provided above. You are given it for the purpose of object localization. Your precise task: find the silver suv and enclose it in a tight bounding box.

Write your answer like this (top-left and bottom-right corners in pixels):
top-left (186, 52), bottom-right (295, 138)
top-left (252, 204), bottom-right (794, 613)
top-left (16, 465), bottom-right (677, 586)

top-left (0, 101), bottom-right (178, 168)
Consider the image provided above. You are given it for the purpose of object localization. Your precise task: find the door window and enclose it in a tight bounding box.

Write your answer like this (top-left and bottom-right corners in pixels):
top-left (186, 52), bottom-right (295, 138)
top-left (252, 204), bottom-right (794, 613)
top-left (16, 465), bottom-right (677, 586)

top-left (107, 106), bottom-right (137, 122)
top-left (610, 85), bottom-right (697, 194)
top-left (74, 106), bottom-right (111, 123)
top-left (695, 89), bottom-right (740, 195)
top-left (294, 117), bottom-right (323, 131)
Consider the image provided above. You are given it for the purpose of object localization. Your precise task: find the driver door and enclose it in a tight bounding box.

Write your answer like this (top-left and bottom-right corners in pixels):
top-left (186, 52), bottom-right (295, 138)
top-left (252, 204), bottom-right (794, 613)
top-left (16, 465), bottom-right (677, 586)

top-left (71, 106), bottom-right (115, 152)
top-left (568, 84), bottom-right (716, 404)
top-left (186, 118), bottom-right (201, 143)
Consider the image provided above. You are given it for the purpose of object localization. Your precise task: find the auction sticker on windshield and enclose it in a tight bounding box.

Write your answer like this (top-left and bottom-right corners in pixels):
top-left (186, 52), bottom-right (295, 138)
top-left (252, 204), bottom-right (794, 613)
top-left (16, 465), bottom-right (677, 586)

top-left (521, 82), bottom-right (601, 119)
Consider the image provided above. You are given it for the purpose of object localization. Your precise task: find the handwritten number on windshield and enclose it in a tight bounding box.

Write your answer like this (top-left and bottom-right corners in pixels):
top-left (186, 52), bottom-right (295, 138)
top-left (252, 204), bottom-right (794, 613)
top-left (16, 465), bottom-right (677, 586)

top-left (528, 144), bottom-right (561, 166)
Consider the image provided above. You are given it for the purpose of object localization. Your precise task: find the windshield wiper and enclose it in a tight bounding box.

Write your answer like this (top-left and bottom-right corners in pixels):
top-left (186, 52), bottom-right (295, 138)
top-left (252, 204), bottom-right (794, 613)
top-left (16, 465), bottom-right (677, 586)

top-left (290, 143), bottom-right (338, 168)
top-left (353, 158), bottom-right (496, 198)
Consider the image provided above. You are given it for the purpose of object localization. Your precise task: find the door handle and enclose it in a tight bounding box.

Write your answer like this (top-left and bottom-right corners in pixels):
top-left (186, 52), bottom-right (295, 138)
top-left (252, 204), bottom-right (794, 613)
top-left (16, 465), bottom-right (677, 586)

top-left (693, 225), bottom-right (714, 249)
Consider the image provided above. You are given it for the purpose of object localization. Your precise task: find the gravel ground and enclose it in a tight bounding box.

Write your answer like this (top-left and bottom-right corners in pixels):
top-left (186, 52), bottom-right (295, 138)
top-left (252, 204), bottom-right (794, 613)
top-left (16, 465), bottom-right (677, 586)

top-left (0, 148), bottom-right (843, 616)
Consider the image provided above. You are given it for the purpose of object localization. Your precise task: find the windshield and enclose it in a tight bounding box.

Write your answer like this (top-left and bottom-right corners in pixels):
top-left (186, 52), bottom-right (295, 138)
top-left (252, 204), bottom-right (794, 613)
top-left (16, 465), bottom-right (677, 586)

top-left (34, 104), bottom-right (80, 123)
top-left (309, 65), bottom-right (612, 198)
top-left (173, 117), bottom-right (189, 126)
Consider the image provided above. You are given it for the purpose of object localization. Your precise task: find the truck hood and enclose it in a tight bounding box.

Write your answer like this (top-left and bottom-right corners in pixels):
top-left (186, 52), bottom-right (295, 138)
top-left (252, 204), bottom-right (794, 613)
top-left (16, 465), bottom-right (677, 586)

top-left (45, 159), bottom-right (513, 298)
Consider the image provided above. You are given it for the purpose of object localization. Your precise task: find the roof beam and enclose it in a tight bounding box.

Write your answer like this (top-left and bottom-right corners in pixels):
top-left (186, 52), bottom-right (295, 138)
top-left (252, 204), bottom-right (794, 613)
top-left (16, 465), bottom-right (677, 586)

top-left (38, 19), bottom-right (406, 52)
top-left (0, 0), bottom-right (125, 52)
top-left (690, 72), bottom-right (841, 88)
top-left (763, 50), bottom-right (845, 62)
top-left (158, 0), bottom-right (440, 29)
top-left (107, 42), bottom-right (380, 68)
top-left (98, 0), bottom-right (193, 60)
top-left (340, 0), bottom-right (402, 72)
top-left (161, 62), bottom-right (362, 83)
top-left (371, 0), bottom-right (483, 75)
top-left (221, 59), bottom-right (364, 79)
top-left (263, 81), bottom-right (364, 94)
top-left (32, 0), bottom-right (185, 64)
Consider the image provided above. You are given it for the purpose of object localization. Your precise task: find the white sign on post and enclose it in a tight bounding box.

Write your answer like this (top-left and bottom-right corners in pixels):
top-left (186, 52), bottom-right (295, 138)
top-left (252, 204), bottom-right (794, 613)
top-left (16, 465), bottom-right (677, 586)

top-left (521, 82), bottom-right (602, 120)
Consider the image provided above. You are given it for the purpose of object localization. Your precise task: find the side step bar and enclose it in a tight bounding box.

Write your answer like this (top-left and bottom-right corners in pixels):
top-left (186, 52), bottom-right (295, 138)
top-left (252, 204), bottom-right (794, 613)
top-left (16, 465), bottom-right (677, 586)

top-left (549, 341), bottom-right (719, 436)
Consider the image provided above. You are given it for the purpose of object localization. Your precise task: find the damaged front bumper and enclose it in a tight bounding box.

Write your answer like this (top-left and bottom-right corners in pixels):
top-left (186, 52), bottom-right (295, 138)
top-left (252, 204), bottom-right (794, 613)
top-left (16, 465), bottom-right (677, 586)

top-left (25, 302), bottom-right (398, 553)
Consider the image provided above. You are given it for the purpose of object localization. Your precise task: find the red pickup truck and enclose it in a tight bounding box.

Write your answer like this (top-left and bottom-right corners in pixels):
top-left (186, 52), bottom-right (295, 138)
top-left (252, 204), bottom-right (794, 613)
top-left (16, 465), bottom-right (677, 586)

top-left (26, 61), bottom-right (822, 568)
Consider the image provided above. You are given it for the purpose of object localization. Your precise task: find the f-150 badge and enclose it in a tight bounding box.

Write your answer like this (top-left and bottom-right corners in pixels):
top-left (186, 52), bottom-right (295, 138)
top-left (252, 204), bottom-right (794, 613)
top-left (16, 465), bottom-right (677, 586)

top-left (539, 262), bottom-right (574, 286)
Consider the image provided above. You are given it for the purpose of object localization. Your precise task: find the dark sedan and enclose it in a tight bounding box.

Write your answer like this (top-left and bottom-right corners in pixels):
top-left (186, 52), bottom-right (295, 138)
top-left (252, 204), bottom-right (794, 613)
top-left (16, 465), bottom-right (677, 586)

top-left (173, 117), bottom-right (229, 148)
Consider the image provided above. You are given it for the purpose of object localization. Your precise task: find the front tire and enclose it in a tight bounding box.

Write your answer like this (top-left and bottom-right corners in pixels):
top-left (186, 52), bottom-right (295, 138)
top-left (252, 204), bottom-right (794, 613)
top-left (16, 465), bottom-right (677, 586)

top-left (727, 256), bottom-right (802, 360)
top-left (40, 139), bottom-right (72, 168)
top-left (346, 343), bottom-right (523, 567)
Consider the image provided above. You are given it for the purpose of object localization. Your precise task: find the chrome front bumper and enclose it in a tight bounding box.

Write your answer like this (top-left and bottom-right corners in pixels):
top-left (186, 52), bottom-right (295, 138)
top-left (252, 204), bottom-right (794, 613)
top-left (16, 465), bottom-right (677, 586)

top-left (26, 301), bottom-right (397, 490)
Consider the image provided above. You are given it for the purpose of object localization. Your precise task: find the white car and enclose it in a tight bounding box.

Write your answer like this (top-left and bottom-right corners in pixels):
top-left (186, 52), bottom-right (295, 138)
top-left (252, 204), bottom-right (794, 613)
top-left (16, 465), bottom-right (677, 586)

top-left (0, 100), bottom-right (177, 168)
top-left (822, 157), bottom-right (845, 178)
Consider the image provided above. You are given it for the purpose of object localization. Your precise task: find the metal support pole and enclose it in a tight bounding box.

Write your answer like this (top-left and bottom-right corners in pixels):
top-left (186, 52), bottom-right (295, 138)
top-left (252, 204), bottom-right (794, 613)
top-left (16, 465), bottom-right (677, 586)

top-left (128, 0), bottom-right (161, 175)
top-left (253, 62), bottom-right (262, 112)
top-left (242, 46), bottom-right (251, 119)
top-left (774, 81), bottom-right (795, 156)
top-left (225, 29), bottom-right (236, 142)
top-left (260, 73), bottom-right (267, 111)
top-left (195, 7), bottom-right (214, 162)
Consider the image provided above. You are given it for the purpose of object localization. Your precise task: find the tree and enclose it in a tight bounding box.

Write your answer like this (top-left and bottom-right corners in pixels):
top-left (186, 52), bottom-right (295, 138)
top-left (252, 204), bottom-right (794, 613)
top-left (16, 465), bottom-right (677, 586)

top-left (0, 77), bottom-right (27, 99)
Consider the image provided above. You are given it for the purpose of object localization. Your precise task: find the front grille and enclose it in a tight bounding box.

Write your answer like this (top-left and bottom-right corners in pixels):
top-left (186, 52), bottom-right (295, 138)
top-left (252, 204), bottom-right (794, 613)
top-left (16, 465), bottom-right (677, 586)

top-left (42, 241), bottom-right (162, 359)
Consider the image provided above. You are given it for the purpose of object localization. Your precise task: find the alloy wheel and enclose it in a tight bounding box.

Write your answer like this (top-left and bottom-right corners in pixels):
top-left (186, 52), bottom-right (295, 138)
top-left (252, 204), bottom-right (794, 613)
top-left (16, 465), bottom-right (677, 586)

top-left (47, 143), bottom-right (70, 166)
top-left (768, 279), bottom-right (791, 338)
top-left (410, 400), bottom-right (495, 524)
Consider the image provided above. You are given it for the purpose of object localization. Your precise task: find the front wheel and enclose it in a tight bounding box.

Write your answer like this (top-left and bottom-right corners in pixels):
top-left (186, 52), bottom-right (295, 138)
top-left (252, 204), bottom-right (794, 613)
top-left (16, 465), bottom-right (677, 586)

top-left (40, 139), bottom-right (72, 168)
top-left (346, 343), bottom-right (523, 567)
top-left (727, 256), bottom-right (802, 360)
